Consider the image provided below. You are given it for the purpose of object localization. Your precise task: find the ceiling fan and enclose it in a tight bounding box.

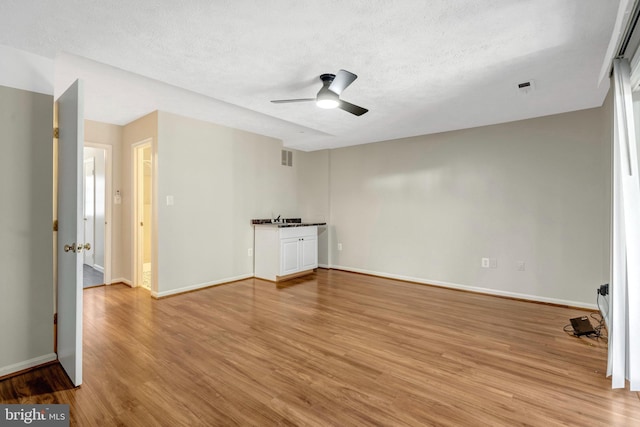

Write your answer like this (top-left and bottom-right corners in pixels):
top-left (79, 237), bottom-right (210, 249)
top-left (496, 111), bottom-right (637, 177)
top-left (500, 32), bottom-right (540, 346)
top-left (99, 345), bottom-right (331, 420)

top-left (271, 69), bottom-right (368, 116)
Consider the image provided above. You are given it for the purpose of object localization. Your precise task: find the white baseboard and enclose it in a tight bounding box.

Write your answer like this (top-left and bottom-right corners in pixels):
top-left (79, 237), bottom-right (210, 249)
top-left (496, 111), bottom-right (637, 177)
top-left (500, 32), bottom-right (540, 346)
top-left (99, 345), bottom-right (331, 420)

top-left (330, 265), bottom-right (597, 310)
top-left (152, 274), bottom-right (254, 298)
top-left (111, 277), bottom-right (132, 287)
top-left (0, 353), bottom-right (57, 377)
top-left (93, 264), bottom-right (104, 273)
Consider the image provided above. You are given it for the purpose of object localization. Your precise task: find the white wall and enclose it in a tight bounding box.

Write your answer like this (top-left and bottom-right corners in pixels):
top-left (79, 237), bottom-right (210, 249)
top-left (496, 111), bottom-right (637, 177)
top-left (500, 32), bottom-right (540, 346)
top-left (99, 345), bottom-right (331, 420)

top-left (328, 107), bottom-right (610, 308)
top-left (0, 85), bottom-right (55, 375)
top-left (0, 44), bottom-right (53, 95)
top-left (155, 111), bottom-right (298, 296)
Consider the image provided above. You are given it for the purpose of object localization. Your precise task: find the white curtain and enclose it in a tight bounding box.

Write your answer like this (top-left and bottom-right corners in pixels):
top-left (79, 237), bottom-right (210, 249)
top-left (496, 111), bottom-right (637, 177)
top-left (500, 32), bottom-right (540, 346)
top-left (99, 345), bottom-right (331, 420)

top-left (608, 58), bottom-right (640, 391)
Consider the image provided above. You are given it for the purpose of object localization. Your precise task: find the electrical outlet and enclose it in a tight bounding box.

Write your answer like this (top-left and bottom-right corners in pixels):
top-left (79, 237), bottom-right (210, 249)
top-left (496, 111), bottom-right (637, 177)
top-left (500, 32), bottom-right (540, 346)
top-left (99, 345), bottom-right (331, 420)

top-left (481, 258), bottom-right (490, 268)
top-left (248, 248), bottom-right (253, 257)
top-left (337, 243), bottom-right (343, 251)
top-left (517, 261), bottom-right (525, 271)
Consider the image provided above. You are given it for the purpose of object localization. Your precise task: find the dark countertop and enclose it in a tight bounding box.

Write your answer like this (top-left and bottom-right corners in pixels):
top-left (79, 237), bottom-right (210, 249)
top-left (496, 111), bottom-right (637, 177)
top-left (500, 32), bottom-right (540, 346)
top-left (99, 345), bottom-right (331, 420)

top-left (251, 218), bottom-right (327, 228)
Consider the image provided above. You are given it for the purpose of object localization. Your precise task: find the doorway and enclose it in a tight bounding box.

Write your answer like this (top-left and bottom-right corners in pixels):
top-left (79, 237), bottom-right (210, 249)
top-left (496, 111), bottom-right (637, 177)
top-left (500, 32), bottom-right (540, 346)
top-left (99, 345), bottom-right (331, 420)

top-left (133, 140), bottom-right (153, 291)
top-left (83, 143), bottom-right (112, 288)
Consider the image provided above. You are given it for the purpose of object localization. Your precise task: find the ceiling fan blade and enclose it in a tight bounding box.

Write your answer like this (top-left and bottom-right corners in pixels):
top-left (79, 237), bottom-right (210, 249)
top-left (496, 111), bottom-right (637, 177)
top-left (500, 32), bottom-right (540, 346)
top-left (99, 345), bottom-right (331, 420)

top-left (328, 70), bottom-right (357, 95)
top-left (271, 98), bottom-right (315, 103)
top-left (338, 100), bottom-right (368, 116)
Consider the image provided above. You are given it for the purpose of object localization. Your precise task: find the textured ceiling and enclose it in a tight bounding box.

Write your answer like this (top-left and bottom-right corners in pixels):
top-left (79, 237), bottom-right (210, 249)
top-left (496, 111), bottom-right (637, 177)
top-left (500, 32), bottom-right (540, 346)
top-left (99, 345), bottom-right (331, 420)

top-left (0, 0), bottom-right (619, 151)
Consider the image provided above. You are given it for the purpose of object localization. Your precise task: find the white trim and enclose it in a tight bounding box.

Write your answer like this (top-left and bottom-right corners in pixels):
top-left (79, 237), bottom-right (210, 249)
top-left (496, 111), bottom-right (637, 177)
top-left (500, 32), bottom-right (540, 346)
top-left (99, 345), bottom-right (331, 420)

top-left (0, 353), bottom-right (57, 377)
top-left (330, 264), bottom-right (597, 310)
top-left (152, 274), bottom-right (253, 298)
top-left (110, 277), bottom-right (133, 287)
top-left (132, 138), bottom-right (154, 292)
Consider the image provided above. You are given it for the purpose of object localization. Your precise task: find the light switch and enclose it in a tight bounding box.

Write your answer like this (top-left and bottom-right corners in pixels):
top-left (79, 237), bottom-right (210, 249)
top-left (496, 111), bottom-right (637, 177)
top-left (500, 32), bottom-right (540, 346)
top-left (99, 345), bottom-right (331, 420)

top-left (166, 195), bottom-right (174, 206)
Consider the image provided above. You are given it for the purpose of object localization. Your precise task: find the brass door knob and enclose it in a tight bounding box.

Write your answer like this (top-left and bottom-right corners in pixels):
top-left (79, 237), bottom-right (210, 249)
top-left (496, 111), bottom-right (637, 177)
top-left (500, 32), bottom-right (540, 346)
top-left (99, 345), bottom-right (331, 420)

top-left (64, 243), bottom-right (77, 253)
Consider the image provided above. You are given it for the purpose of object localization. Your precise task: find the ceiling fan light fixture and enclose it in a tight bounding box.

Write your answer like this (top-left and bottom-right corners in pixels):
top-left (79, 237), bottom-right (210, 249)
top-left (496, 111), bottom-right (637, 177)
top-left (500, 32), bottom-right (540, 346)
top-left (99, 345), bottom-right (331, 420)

top-left (316, 98), bottom-right (339, 109)
top-left (316, 86), bottom-right (339, 109)
top-left (271, 69), bottom-right (367, 116)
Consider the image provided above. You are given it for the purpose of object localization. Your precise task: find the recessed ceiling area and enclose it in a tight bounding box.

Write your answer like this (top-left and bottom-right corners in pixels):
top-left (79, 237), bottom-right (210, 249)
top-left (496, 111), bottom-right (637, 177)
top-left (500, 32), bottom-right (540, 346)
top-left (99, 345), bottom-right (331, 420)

top-left (0, 0), bottom-right (619, 151)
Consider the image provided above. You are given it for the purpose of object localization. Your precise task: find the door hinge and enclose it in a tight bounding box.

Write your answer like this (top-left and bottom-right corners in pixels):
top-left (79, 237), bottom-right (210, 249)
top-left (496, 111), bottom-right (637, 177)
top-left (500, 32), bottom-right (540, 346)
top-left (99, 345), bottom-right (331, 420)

top-left (53, 220), bottom-right (58, 232)
top-left (54, 313), bottom-right (57, 324)
top-left (53, 127), bottom-right (59, 139)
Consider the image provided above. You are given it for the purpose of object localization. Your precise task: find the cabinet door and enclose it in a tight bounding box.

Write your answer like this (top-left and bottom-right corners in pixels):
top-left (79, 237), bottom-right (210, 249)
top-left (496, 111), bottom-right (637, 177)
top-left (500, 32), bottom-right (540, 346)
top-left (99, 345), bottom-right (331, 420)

top-left (300, 235), bottom-right (318, 270)
top-left (280, 237), bottom-right (300, 276)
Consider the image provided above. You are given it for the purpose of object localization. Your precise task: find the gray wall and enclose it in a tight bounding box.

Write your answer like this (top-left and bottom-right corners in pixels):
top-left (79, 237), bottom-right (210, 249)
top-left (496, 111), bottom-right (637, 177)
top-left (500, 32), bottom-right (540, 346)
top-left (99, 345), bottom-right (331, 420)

top-left (327, 107), bottom-right (610, 307)
top-left (72, 103), bottom-right (613, 310)
top-left (296, 149), bottom-right (330, 266)
top-left (155, 111), bottom-right (299, 296)
top-left (0, 85), bottom-right (55, 374)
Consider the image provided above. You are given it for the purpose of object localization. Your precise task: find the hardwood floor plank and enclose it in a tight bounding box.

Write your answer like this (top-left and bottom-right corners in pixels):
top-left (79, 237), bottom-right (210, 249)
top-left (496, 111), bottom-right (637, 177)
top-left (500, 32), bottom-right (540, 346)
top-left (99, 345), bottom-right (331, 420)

top-left (2, 269), bottom-right (639, 426)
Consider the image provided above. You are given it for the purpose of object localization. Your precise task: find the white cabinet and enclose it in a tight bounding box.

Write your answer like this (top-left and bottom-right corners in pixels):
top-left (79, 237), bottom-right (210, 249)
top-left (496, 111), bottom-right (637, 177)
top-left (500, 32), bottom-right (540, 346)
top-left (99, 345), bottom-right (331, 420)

top-left (280, 233), bottom-right (318, 275)
top-left (254, 225), bottom-right (318, 282)
top-left (300, 235), bottom-right (318, 271)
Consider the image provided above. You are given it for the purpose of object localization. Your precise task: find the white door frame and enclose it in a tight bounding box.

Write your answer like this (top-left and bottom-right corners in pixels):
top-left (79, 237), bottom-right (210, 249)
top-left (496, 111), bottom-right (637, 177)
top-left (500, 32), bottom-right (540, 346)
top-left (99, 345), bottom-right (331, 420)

top-left (85, 141), bottom-right (113, 285)
top-left (132, 138), bottom-right (153, 290)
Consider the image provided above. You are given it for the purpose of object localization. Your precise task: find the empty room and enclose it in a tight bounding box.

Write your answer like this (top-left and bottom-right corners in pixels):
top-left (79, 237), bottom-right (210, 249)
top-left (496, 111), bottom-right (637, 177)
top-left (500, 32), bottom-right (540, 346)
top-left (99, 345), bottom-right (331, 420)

top-left (1, 1), bottom-right (640, 426)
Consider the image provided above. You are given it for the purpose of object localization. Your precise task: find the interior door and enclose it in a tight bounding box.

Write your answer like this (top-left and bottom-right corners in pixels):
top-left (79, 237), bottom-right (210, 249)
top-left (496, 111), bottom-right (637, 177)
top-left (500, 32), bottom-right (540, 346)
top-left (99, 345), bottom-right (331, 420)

top-left (56, 80), bottom-right (84, 387)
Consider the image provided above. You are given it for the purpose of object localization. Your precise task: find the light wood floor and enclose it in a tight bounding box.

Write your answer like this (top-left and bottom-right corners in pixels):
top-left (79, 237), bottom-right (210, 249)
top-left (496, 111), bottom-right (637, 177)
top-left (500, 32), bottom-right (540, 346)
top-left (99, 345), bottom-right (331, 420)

top-left (2, 269), bottom-right (639, 426)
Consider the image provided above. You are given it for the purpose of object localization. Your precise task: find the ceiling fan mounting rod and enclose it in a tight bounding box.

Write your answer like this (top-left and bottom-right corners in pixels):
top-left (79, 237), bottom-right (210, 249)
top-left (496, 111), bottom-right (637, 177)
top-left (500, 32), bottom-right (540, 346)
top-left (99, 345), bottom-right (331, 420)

top-left (319, 74), bottom-right (336, 84)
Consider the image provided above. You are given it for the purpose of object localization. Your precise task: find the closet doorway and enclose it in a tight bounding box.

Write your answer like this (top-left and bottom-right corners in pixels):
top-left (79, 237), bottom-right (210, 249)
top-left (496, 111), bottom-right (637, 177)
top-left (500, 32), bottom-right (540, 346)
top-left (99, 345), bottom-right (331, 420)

top-left (133, 140), bottom-right (153, 291)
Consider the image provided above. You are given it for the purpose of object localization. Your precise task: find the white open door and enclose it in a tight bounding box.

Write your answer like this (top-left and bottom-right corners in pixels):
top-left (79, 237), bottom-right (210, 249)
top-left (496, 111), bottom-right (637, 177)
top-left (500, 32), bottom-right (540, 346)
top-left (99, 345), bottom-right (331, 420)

top-left (56, 80), bottom-right (84, 386)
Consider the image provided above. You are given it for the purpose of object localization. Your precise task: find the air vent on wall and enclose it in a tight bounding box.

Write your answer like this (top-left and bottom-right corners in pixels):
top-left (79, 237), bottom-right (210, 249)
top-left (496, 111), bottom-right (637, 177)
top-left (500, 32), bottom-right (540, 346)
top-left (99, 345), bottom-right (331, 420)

top-left (516, 80), bottom-right (535, 95)
top-left (281, 150), bottom-right (293, 167)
